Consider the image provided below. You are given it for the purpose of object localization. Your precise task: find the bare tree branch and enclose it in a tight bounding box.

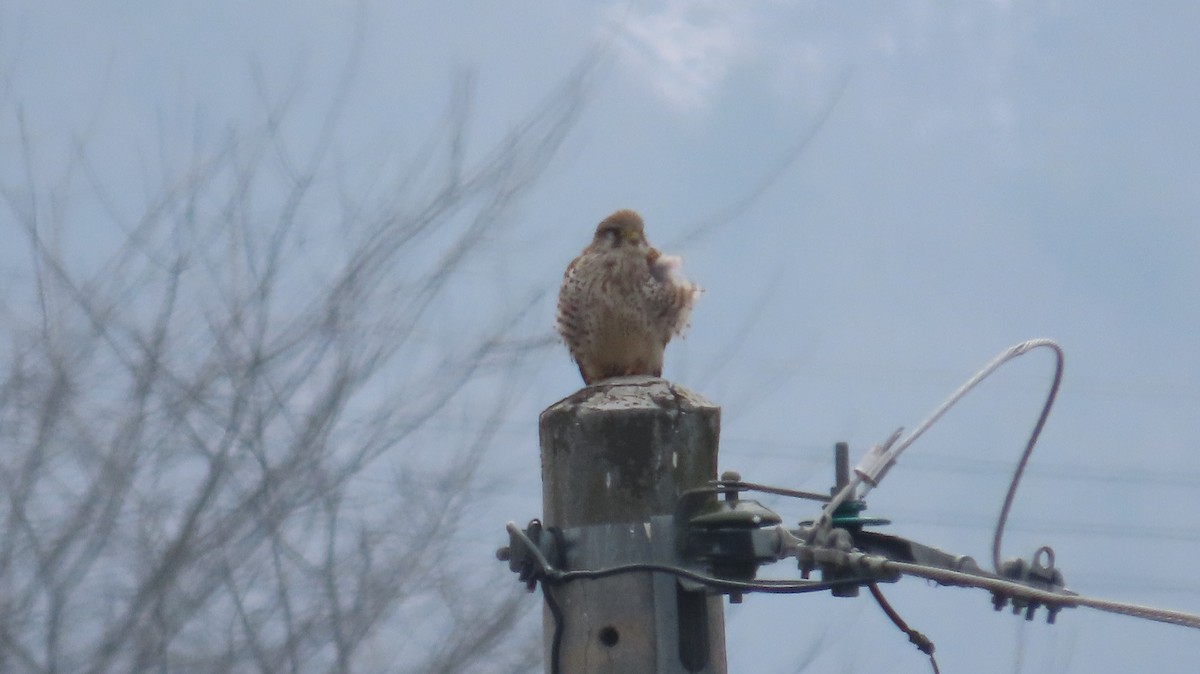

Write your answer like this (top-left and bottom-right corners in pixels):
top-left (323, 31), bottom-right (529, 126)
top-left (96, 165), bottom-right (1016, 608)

top-left (0, 27), bottom-right (590, 674)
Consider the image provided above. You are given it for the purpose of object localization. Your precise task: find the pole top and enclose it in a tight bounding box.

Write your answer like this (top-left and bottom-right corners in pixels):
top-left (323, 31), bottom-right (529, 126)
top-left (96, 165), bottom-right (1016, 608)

top-left (539, 376), bottom-right (721, 527)
top-left (541, 375), bottom-right (716, 419)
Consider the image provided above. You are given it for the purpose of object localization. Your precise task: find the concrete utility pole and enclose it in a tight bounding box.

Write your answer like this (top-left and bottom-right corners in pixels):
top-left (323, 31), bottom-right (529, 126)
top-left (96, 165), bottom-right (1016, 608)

top-left (539, 376), bottom-right (726, 674)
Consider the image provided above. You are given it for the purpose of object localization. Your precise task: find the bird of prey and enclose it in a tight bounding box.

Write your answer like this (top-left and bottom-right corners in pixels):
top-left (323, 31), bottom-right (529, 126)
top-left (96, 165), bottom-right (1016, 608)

top-left (556, 209), bottom-right (700, 384)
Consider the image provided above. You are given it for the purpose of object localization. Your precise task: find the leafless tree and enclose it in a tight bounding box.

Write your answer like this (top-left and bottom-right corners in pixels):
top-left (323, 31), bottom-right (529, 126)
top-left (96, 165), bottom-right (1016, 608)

top-left (0, 43), bottom-right (587, 673)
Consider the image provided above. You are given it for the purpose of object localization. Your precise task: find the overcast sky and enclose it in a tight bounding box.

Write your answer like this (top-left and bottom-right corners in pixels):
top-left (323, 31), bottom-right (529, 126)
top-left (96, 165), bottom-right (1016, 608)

top-left (3, 1), bottom-right (1198, 672)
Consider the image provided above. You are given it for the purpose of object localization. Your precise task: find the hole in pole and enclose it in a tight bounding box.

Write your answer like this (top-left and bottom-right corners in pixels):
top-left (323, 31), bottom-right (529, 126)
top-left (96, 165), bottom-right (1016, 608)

top-left (598, 626), bottom-right (620, 647)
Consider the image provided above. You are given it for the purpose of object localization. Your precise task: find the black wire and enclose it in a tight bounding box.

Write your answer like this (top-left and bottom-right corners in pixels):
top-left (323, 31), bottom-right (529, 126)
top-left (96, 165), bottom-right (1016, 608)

top-left (507, 521), bottom-right (860, 595)
top-left (555, 561), bottom-right (862, 593)
top-left (535, 558), bottom-right (866, 674)
top-left (681, 480), bottom-right (832, 504)
top-left (868, 582), bottom-right (940, 674)
top-left (541, 580), bottom-right (564, 674)
top-left (992, 341), bottom-right (1064, 572)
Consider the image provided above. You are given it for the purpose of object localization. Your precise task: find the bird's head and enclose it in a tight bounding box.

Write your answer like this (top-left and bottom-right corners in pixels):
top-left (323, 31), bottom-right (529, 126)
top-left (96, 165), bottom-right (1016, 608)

top-left (593, 209), bottom-right (648, 249)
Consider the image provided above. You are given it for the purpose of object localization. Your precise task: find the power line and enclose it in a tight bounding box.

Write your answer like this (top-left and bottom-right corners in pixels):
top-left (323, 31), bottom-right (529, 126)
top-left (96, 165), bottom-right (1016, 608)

top-left (720, 441), bottom-right (1200, 490)
top-left (890, 513), bottom-right (1200, 544)
top-left (886, 558), bottom-right (1200, 630)
top-left (504, 339), bottom-right (1200, 672)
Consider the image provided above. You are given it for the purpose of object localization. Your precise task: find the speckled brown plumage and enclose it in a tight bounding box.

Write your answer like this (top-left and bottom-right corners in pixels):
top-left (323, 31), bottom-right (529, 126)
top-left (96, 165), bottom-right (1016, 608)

top-left (556, 209), bottom-right (700, 384)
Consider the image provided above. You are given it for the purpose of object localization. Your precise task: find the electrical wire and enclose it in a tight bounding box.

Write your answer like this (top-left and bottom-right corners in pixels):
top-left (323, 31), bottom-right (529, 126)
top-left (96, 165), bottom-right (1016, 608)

top-left (868, 583), bottom-right (940, 674)
top-left (813, 338), bottom-right (1064, 573)
top-left (510, 507), bottom-right (1200, 674)
top-left (507, 522), bottom-right (868, 674)
top-left (716, 440), bottom-right (1200, 491)
top-left (541, 580), bottom-right (565, 674)
top-left (683, 479), bottom-right (832, 504)
top-left (510, 337), bottom-right (1200, 670)
top-left (886, 558), bottom-right (1200, 630)
top-left (990, 341), bottom-right (1064, 572)
top-left (558, 562), bottom-right (858, 593)
top-left (506, 520), bottom-right (859, 594)
top-left (530, 543), bottom-right (1200, 670)
top-left (538, 565), bottom-right (862, 674)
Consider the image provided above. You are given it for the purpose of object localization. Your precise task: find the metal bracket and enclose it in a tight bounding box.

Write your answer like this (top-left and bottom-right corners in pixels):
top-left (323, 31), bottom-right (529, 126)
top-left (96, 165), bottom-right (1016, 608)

top-left (993, 546), bottom-right (1070, 623)
top-left (497, 447), bottom-right (1075, 628)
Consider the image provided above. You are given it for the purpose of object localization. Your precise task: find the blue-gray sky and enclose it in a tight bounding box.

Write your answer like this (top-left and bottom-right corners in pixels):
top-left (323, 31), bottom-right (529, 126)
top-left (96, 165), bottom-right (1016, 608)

top-left (3, 1), bottom-right (1198, 672)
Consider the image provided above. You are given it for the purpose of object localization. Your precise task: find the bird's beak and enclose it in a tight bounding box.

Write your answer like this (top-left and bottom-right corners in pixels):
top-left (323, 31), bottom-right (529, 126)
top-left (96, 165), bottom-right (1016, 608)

top-left (621, 229), bottom-right (642, 244)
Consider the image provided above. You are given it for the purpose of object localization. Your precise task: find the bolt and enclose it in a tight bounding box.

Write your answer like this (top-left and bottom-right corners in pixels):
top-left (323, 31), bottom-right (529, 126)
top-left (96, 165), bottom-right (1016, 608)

top-left (721, 470), bottom-right (741, 502)
top-left (834, 442), bottom-right (850, 490)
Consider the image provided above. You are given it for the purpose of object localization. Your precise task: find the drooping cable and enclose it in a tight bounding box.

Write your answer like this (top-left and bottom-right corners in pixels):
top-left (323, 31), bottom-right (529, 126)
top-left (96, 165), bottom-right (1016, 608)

top-left (542, 581), bottom-right (565, 674)
top-left (813, 339), bottom-right (1064, 570)
top-left (506, 519), bottom-right (863, 595)
top-left (868, 583), bottom-right (940, 674)
top-left (506, 522), bottom-right (867, 674)
top-left (539, 568), bottom-right (865, 674)
top-left (990, 341), bottom-right (1064, 572)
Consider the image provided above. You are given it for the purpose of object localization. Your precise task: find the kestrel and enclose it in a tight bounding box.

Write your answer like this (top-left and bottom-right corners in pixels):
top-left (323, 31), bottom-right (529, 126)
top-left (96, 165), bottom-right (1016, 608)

top-left (556, 209), bottom-right (700, 385)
